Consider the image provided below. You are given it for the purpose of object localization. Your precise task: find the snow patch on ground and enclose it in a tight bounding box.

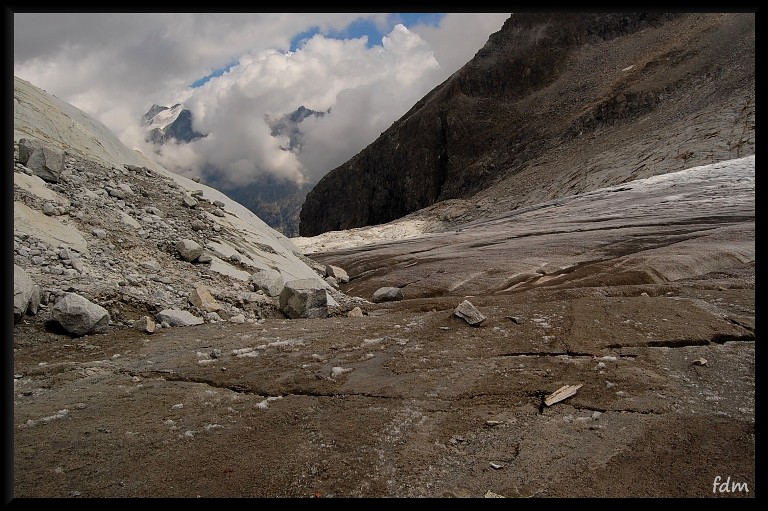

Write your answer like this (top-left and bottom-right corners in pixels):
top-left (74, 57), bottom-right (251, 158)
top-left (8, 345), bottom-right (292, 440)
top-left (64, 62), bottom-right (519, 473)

top-left (291, 219), bottom-right (432, 255)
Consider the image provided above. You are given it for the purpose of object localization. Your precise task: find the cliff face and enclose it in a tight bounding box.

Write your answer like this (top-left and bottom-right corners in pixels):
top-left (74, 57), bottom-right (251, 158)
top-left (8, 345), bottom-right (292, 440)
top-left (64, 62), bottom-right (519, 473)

top-left (299, 13), bottom-right (755, 236)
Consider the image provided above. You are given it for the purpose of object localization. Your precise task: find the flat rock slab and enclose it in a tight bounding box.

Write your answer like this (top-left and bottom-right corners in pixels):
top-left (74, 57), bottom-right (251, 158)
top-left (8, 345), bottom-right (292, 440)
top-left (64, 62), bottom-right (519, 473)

top-left (454, 299), bottom-right (487, 326)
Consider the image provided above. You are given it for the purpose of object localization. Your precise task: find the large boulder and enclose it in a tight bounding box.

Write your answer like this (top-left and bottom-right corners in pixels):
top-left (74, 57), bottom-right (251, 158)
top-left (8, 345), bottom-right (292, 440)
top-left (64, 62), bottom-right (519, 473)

top-left (251, 269), bottom-right (285, 297)
top-left (279, 279), bottom-right (328, 319)
top-left (52, 292), bottom-right (111, 336)
top-left (13, 265), bottom-right (40, 323)
top-left (18, 138), bottom-right (65, 183)
top-left (372, 287), bottom-right (404, 303)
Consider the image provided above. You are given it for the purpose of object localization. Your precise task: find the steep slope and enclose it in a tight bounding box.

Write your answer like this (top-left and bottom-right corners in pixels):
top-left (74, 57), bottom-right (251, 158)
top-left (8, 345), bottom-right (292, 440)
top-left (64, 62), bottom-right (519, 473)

top-left (13, 76), bottom-right (356, 334)
top-left (299, 12), bottom-right (755, 235)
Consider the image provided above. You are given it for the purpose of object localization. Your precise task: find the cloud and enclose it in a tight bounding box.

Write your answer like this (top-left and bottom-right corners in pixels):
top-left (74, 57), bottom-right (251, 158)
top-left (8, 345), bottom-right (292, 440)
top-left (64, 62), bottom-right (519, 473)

top-left (14, 13), bottom-right (509, 188)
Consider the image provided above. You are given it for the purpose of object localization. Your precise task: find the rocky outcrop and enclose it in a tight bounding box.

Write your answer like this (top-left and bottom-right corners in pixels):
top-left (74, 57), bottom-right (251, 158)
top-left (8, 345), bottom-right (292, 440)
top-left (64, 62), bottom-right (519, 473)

top-left (300, 13), bottom-right (755, 235)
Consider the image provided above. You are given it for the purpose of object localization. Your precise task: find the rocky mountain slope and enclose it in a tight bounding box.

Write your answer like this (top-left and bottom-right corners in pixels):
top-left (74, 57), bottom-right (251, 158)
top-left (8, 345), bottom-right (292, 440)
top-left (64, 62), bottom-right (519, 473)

top-left (300, 12), bottom-right (754, 235)
top-left (13, 76), bottom-right (360, 337)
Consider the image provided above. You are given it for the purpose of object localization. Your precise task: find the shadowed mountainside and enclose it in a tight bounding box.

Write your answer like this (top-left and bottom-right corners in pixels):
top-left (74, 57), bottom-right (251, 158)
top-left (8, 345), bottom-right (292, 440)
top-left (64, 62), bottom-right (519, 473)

top-left (299, 12), bottom-right (754, 235)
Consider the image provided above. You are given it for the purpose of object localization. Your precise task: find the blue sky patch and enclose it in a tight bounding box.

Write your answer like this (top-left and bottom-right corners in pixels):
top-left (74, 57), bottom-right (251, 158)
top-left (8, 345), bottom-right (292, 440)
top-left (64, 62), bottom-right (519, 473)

top-left (289, 13), bottom-right (445, 51)
top-left (190, 60), bottom-right (238, 88)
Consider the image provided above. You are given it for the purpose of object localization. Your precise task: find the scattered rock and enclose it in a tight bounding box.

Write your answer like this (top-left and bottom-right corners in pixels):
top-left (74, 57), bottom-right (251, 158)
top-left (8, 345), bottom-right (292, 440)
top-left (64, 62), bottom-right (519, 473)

top-left (51, 292), bottom-right (111, 336)
top-left (692, 357), bottom-right (708, 367)
top-left (182, 196), bottom-right (198, 208)
top-left (155, 309), bottom-right (204, 327)
top-left (191, 219), bottom-right (206, 231)
top-left (544, 384), bottom-right (584, 407)
top-left (347, 306), bottom-right (364, 318)
top-left (133, 315), bottom-right (156, 334)
top-left (188, 286), bottom-right (222, 312)
top-left (325, 276), bottom-right (339, 288)
top-left (325, 264), bottom-right (350, 283)
top-left (176, 239), bottom-right (203, 262)
top-left (229, 314), bottom-right (246, 324)
top-left (454, 300), bottom-right (486, 326)
top-left (250, 269), bottom-right (285, 297)
top-left (372, 287), bottom-right (404, 303)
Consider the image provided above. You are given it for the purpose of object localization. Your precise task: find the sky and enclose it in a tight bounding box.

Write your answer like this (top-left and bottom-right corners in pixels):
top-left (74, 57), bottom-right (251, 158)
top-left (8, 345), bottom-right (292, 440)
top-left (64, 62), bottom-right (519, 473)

top-left (13, 13), bottom-right (510, 189)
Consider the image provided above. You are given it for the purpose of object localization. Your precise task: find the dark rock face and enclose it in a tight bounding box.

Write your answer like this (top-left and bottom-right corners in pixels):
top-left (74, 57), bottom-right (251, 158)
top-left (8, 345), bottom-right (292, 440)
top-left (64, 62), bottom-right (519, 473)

top-left (299, 13), bottom-right (754, 235)
top-left (146, 108), bottom-right (205, 144)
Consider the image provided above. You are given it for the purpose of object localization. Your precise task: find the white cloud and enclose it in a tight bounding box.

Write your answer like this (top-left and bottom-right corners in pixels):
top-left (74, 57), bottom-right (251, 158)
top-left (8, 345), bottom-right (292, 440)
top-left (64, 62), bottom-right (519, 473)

top-left (14, 13), bottom-right (509, 188)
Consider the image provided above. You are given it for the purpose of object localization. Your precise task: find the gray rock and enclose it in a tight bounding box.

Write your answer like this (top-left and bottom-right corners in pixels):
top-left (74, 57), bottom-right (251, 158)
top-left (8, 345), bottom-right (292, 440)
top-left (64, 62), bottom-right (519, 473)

top-left (372, 287), bottom-right (404, 303)
top-left (212, 208), bottom-right (225, 217)
top-left (176, 239), bottom-right (203, 262)
top-left (52, 292), bottom-right (111, 336)
top-left (182, 196), bottom-right (198, 208)
top-left (14, 265), bottom-right (38, 323)
top-left (213, 200), bottom-right (225, 208)
top-left (108, 187), bottom-right (126, 199)
top-left (43, 202), bottom-right (56, 216)
top-left (229, 314), bottom-right (246, 324)
top-left (140, 260), bottom-right (161, 272)
top-left (17, 138), bottom-right (39, 164)
top-left (191, 219), bottom-right (206, 231)
top-left (325, 264), bottom-right (350, 283)
top-left (250, 269), bottom-right (285, 297)
top-left (197, 253), bottom-right (213, 264)
top-left (26, 145), bottom-right (65, 183)
top-left (279, 279), bottom-right (328, 319)
top-left (325, 276), bottom-right (339, 288)
top-left (454, 299), bottom-right (487, 326)
top-left (92, 229), bottom-right (107, 239)
top-left (133, 315), bottom-right (156, 334)
top-left (118, 183), bottom-right (134, 196)
top-left (205, 311), bottom-right (222, 322)
top-left (155, 309), bottom-right (204, 327)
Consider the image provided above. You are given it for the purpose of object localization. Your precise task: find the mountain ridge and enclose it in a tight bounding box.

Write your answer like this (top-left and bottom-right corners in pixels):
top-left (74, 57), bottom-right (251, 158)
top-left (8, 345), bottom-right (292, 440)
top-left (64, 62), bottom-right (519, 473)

top-left (299, 12), bottom-right (755, 235)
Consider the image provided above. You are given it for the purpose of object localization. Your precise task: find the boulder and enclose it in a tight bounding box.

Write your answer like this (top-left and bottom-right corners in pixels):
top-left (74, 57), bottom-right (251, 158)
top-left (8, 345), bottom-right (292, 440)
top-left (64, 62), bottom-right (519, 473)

top-left (372, 287), bottom-right (404, 303)
top-left (251, 269), bottom-right (285, 297)
top-left (188, 286), bottom-right (222, 312)
top-left (52, 292), bottom-right (111, 336)
top-left (155, 309), bottom-right (204, 327)
top-left (133, 315), bottom-right (156, 334)
top-left (19, 139), bottom-right (65, 183)
top-left (325, 264), bottom-right (350, 284)
top-left (279, 279), bottom-right (328, 319)
top-left (17, 138), bottom-right (38, 164)
top-left (13, 265), bottom-right (39, 323)
top-left (176, 239), bottom-right (203, 262)
top-left (454, 299), bottom-right (487, 326)
top-left (347, 306), bottom-right (364, 318)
